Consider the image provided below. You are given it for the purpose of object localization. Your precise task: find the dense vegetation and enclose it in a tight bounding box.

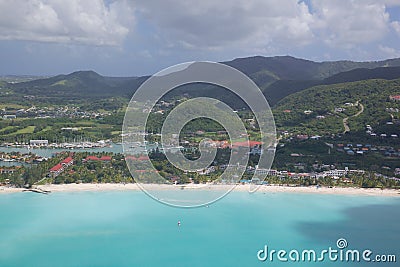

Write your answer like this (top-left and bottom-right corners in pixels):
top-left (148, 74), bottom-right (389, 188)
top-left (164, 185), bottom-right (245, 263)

top-left (274, 78), bottom-right (400, 135)
top-left (274, 139), bottom-right (399, 176)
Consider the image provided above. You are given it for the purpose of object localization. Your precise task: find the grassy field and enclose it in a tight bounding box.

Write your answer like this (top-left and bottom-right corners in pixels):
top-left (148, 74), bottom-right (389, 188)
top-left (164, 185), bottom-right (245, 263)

top-left (36, 126), bottom-right (53, 134)
top-left (75, 120), bottom-right (96, 126)
top-left (12, 126), bottom-right (36, 135)
top-left (0, 126), bottom-right (16, 133)
top-left (1, 125), bottom-right (36, 136)
top-left (51, 80), bottom-right (68, 86)
top-left (111, 131), bottom-right (121, 135)
top-left (0, 103), bottom-right (28, 109)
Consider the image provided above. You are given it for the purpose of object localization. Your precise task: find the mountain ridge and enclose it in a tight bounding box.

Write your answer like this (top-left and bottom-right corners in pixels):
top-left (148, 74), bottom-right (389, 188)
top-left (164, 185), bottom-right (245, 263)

top-left (2, 55), bottom-right (400, 106)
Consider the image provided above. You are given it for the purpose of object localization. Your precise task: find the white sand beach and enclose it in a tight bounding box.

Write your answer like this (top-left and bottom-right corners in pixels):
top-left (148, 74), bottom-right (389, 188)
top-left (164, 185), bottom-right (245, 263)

top-left (1, 183), bottom-right (399, 197)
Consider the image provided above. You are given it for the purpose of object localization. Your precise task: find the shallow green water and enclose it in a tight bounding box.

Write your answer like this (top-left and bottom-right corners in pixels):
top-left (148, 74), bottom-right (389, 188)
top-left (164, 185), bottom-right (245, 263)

top-left (0, 191), bottom-right (398, 267)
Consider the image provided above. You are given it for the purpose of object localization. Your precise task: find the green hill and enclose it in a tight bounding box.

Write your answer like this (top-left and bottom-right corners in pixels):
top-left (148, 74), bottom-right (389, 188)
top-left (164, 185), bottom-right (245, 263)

top-left (11, 71), bottom-right (140, 98)
top-left (263, 66), bottom-right (400, 106)
top-left (3, 56), bottom-right (400, 108)
top-left (322, 66), bottom-right (400, 84)
top-left (223, 56), bottom-right (400, 106)
top-left (274, 78), bottom-right (400, 135)
top-left (3, 71), bottom-right (148, 107)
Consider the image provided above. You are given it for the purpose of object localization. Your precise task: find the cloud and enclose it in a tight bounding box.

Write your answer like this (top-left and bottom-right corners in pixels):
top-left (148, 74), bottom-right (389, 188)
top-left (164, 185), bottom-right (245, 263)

top-left (392, 21), bottom-right (400, 35)
top-left (383, 0), bottom-right (400, 7)
top-left (133, 0), bottom-right (399, 56)
top-left (1, 0), bottom-right (399, 64)
top-left (310, 0), bottom-right (390, 47)
top-left (379, 45), bottom-right (400, 58)
top-left (0, 0), bottom-right (134, 46)
top-left (134, 0), bottom-right (315, 51)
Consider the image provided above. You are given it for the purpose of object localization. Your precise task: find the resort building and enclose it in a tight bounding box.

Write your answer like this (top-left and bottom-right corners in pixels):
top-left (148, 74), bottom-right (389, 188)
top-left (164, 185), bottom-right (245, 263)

top-left (322, 169), bottom-right (347, 178)
top-left (231, 141), bottom-right (262, 149)
top-left (319, 169), bottom-right (365, 179)
top-left (49, 164), bottom-right (63, 177)
top-left (125, 155), bottom-right (149, 161)
top-left (83, 155), bottom-right (112, 162)
top-left (0, 168), bottom-right (16, 174)
top-left (254, 168), bottom-right (278, 176)
top-left (389, 95), bottom-right (400, 101)
top-left (196, 166), bottom-right (216, 175)
top-left (2, 115), bottom-right (16, 119)
top-left (30, 140), bottom-right (49, 147)
top-left (49, 156), bottom-right (74, 177)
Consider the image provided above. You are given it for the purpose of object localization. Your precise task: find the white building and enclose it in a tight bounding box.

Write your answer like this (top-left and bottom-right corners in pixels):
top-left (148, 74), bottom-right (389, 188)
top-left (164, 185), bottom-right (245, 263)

top-left (3, 115), bottom-right (16, 119)
top-left (323, 169), bottom-right (347, 177)
top-left (30, 140), bottom-right (49, 147)
top-left (253, 168), bottom-right (278, 176)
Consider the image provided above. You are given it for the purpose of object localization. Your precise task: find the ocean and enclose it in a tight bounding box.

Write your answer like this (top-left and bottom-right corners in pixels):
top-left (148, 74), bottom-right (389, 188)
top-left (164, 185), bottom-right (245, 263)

top-left (0, 191), bottom-right (398, 267)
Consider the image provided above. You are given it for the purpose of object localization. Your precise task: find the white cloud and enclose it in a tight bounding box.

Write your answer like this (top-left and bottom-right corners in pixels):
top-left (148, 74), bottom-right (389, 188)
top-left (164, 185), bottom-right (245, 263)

top-left (0, 0), bottom-right (398, 62)
top-left (392, 21), bottom-right (400, 35)
top-left (383, 0), bottom-right (400, 7)
top-left (134, 0), bottom-right (315, 51)
top-left (0, 0), bottom-right (134, 46)
top-left (133, 0), bottom-right (400, 57)
top-left (310, 0), bottom-right (390, 47)
top-left (379, 45), bottom-right (400, 58)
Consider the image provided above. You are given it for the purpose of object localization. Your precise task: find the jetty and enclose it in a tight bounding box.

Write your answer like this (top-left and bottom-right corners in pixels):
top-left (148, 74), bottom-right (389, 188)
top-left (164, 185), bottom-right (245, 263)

top-left (23, 188), bottom-right (51, 194)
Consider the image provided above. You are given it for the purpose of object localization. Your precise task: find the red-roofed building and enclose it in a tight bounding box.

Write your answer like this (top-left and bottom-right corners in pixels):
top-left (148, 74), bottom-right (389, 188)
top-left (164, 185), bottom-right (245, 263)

top-left (85, 156), bottom-right (99, 161)
top-left (232, 141), bottom-right (262, 148)
top-left (126, 155), bottom-right (149, 161)
top-left (61, 156), bottom-right (74, 166)
top-left (49, 156), bottom-right (74, 177)
top-left (49, 163), bottom-right (63, 177)
top-left (99, 156), bottom-right (112, 161)
top-left (137, 155), bottom-right (149, 161)
top-left (84, 155), bottom-right (112, 162)
top-left (389, 95), bottom-right (400, 101)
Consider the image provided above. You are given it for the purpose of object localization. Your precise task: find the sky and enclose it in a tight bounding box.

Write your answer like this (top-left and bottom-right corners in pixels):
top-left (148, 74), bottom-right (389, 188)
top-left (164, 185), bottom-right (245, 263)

top-left (0, 0), bottom-right (400, 77)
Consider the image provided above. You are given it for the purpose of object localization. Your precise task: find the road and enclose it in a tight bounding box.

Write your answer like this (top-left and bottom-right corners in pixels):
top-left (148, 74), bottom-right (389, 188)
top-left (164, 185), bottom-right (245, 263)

top-left (343, 101), bottom-right (364, 133)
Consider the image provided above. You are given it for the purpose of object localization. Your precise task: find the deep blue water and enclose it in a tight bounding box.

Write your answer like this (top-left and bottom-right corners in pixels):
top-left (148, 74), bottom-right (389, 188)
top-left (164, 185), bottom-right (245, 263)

top-left (0, 191), bottom-right (398, 267)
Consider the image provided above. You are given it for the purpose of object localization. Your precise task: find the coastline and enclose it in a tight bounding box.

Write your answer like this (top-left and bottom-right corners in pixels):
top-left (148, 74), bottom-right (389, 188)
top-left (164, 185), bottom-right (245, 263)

top-left (1, 183), bottom-right (399, 197)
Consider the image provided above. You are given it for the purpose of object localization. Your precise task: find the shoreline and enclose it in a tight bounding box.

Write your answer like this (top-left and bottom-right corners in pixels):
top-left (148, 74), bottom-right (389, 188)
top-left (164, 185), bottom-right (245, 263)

top-left (1, 183), bottom-right (399, 197)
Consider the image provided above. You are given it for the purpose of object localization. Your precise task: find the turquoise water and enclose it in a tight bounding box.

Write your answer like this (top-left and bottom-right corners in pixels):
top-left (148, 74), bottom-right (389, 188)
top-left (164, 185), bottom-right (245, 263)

top-left (0, 191), bottom-right (398, 267)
